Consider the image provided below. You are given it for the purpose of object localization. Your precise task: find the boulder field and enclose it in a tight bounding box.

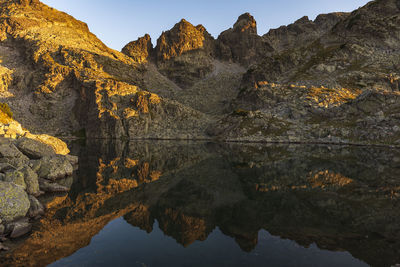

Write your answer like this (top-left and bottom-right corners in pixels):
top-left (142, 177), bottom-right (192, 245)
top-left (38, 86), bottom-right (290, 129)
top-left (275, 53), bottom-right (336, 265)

top-left (0, 136), bottom-right (77, 251)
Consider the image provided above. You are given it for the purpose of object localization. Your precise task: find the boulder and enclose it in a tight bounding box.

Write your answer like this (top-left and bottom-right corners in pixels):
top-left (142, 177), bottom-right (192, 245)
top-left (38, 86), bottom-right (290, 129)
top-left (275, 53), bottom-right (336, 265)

top-left (65, 154), bottom-right (79, 167)
top-left (37, 155), bottom-right (74, 181)
top-left (0, 143), bottom-right (29, 168)
top-left (27, 134), bottom-right (70, 155)
top-left (16, 137), bottom-right (55, 159)
top-left (28, 195), bottom-right (44, 218)
top-left (0, 143), bottom-right (24, 158)
top-left (21, 167), bottom-right (40, 196)
top-left (8, 218), bottom-right (32, 239)
top-left (4, 170), bottom-right (26, 190)
top-left (0, 181), bottom-right (30, 223)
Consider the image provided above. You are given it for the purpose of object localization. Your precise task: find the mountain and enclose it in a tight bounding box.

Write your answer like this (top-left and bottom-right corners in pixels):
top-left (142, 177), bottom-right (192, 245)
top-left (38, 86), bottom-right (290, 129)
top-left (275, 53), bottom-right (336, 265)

top-left (0, 0), bottom-right (399, 145)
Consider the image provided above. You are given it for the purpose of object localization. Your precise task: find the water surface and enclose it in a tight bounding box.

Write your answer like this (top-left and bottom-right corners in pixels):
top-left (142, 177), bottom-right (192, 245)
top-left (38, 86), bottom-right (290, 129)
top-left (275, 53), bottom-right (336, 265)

top-left (2, 141), bottom-right (400, 266)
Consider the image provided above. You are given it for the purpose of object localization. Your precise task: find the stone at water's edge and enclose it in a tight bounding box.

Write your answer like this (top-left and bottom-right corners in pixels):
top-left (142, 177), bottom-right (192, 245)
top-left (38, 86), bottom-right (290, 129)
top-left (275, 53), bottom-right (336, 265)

top-left (15, 138), bottom-right (55, 159)
top-left (37, 155), bottom-right (74, 181)
top-left (28, 195), bottom-right (44, 218)
top-left (0, 181), bottom-right (30, 223)
top-left (9, 218), bottom-right (32, 239)
top-left (26, 134), bottom-right (70, 156)
top-left (21, 167), bottom-right (40, 196)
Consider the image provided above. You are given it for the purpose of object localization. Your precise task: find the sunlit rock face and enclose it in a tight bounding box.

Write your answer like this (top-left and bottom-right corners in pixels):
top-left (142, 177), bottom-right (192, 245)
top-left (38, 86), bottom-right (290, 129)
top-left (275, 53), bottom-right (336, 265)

top-left (122, 34), bottom-right (153, 64)
top-left (153, 19), bottom-right (216, 88)
top-left (0, 0), bottom-right (209, 141)
top-left (2, 141), bottom-right (400, 267)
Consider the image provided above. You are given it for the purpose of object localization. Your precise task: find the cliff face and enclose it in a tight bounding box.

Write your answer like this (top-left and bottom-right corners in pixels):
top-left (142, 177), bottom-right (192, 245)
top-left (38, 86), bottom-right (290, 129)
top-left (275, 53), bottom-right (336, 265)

top-left (217, 13), bottom-right (273, 66)
top-left (0, 0), bottom-right (399, 145)
top-left (0, 0), bottom-right (208, 140)
top-left (263, 13), bottom-right (349, 52)
top-left (153, 19), bottom-right (216, 88)
top-left (121, 34), bottom-right (153, 64)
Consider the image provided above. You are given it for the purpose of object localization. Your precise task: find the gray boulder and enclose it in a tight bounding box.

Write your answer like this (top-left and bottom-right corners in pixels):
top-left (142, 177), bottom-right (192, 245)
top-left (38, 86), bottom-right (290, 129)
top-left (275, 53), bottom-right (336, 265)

top-left (0, 181), bottom-right (30, 223)
top-left (28, 195), bottom-right (44, 218)
top-left (8, 218), bottom-right (32, 239)
top-left (4, 170), bottom-right (26, 190)
top-left (38, 155), bottom-right (73, 181)
top-left (0, 144), bottom-right (29, 168)
top-left (21, 167), bottom-right (40, 196)
top-left (16, 138), bottom-right (55, 159)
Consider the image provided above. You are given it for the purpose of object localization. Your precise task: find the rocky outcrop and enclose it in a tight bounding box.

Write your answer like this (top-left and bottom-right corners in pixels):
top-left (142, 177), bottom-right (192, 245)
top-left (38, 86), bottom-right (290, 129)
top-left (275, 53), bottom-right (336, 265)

top-left (263, 13), bottom-right (349, 52)
top-left (0, 0), bottom-right (210, 140)
top-left (0, 109), bottom-right (70, 155)
top-left (122, 34), bottom-right (153, 63)
top-left (0, 181), bottom-right (30, 223)
top-left (0, 136), bottom-right (77, 251)
top-left (209, 83), bottom-right (400, 145)
top-left (217, 13), bottom-right (273, 66)
top-left (153, 19), bottom-right (216, 88)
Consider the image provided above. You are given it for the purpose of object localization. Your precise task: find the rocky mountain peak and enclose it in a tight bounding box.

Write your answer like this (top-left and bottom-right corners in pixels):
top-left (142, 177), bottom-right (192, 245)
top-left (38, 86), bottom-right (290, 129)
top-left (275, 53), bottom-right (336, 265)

top-left (294, 16), bottom-right (311, 24)
top-left (331, 0), bottom-right (400, 47)
top-left (263, 11), bottom-right (349, 52)
top-left (155, 18), bottom-right (215, 62)
top-left (314, 12), bottom-right (348, 27)
top-left (122, 34), bottom-right (153, 63)
top-left (233, 12), bottom-right (257, 34)
top-left (217, 13), bottom-right (271, 65)
top-left (8, 0), bottom-right (40, 5)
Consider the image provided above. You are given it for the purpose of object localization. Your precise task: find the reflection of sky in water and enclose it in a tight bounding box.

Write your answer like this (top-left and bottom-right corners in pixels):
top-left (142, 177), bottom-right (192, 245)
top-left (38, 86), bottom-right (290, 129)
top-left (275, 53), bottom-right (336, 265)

top-left (51, 218), bottom-right (367, 267)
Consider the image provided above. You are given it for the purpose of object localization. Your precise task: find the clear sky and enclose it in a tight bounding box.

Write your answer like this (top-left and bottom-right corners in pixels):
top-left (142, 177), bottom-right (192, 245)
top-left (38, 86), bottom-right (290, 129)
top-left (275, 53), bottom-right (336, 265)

top-left (41, 0), bottom-right (370, 51)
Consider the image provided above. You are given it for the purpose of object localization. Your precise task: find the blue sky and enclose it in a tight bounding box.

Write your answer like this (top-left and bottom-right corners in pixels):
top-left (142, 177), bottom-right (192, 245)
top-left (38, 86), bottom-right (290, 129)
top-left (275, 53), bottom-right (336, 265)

top-left (41, 0), bottom-right (370, 51)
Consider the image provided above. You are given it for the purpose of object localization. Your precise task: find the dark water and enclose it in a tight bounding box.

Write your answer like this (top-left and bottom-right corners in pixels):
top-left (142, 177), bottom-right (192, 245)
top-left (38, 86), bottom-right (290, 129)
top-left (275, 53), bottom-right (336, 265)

top-left (2, 141), bottom-right (400, 267)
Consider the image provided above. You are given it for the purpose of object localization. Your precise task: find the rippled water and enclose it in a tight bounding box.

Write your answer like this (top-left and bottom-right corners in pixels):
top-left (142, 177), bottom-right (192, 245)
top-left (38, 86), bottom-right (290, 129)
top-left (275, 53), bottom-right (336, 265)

top-left (2, 141), bottom-right (400, 267)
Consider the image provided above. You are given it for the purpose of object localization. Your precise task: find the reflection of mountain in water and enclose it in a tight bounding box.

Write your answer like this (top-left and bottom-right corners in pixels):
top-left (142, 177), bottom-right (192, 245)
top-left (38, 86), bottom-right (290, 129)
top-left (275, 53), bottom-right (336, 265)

top-left (2, 141), bottom-right (400, 267)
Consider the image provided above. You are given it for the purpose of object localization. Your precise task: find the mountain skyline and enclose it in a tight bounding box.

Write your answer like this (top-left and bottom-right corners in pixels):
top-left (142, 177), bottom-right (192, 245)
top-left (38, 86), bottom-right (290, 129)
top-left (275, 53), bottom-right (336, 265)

top-left (41, 0), bottom-right (370, 50)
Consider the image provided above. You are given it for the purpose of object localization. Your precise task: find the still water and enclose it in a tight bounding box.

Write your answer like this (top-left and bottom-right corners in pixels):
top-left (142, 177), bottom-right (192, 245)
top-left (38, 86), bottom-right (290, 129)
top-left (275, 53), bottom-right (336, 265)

top-left (2, 141), bottom-right (400, 266)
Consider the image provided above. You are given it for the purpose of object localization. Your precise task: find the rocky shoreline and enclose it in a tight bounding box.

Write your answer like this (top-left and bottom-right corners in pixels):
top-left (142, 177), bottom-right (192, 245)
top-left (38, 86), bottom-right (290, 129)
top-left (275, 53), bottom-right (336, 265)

top-left (0, 137), bottom-right (77, 251)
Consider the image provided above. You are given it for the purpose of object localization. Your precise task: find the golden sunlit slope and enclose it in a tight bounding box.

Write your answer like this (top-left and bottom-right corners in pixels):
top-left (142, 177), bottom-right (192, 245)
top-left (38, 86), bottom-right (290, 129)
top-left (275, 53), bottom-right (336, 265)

top-left (0, 0), bottom-right (209, 139)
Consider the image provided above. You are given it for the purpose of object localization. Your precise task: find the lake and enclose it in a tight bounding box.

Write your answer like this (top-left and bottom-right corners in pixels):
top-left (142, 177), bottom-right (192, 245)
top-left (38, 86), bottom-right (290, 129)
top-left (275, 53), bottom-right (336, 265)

top-left (2, 141), bottom-right (400, 267)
